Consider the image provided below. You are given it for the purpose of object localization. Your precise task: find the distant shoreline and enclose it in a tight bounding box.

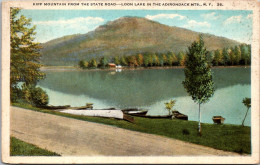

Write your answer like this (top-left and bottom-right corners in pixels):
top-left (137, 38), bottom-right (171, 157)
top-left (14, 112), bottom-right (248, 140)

top-left (40, 65), bottom-right (251, 71)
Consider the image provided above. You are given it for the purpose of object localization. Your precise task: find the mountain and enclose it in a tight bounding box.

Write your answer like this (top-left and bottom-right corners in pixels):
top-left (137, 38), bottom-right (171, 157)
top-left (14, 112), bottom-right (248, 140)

top-left (40, 16), bottom-right (240, 66)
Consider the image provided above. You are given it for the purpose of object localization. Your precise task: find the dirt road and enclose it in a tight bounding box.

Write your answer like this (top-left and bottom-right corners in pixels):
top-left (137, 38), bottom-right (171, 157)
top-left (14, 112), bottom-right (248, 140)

top-left (11, 106), bottom-right (238, 156)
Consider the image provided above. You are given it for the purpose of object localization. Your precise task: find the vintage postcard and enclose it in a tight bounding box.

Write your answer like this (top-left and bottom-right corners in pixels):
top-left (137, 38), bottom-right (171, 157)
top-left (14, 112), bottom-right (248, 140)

top-left (1, 0), bottom-right (260, 164)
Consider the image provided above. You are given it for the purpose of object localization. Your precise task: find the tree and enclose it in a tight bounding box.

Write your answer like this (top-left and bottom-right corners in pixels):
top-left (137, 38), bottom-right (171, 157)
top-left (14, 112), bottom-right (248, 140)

top-left (136, 54), bottom-right (144, 66)
top-left (234, 46), bottom-right (241, 65)
top-left (206, 51), bottom-right (214, 65)
top-left (228, 48), bottom-right (235, 65)
top-left (127, 56), bottom-right (138, 67)
top-left (246, 44), bottom-right (251, 65)
top-left (242, 97), bottom-right (251, 126)
top-left (120, 56), bottom-right (128, 66)
top-left (79, 60), bottom-right (88, 69)
top-left (99, 57), bottom-right (108, 68)
top-left (154, 55), bottom-right (160, 66)
top-left (10, 8), bottom-right (45, 102)
top-left (143, 54), bottom-right (150, 67)
top-left (212, 49), bottom-right (222, 66)
top-left (182, 35), bottom-right (214, 135)
top-left (89, 59), bottom-right (98, 68)
top-left (162, 54), bottom-right (167, 66)
top-left (222, 48), bottom-right (229, 65)
top-left (114, 56), bottom-right (120, 65)
top-left (164, 99), bottom-right (176, 115)
top-left (178, 52), bottom-right (186, 66)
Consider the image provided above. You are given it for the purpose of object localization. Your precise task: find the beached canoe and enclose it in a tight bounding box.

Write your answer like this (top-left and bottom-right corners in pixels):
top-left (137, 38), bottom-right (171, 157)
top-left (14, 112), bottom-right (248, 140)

top-left (122, 109), bottom-right (148, 116)
top-left (60, 109), bottom-right (134, 123)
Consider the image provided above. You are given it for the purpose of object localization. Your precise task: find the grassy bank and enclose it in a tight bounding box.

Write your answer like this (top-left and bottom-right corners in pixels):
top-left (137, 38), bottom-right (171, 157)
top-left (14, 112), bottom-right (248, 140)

top-left (12, 103), bottom-right (251, 154)
top-left (10, 137), bottom-right (60, 156)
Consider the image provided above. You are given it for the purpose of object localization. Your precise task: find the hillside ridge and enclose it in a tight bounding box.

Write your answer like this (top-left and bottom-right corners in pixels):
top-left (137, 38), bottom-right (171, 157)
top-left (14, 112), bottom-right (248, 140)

top-left (41, 16), bottom-right (240, 66)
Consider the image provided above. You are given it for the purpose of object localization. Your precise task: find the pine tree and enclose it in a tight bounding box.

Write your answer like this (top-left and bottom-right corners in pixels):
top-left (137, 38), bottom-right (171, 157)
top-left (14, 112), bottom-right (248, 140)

top-left (114, 56), bottom-right (120, 65)
top-left (99, 56), bottom-right (108, 68)
top-left (182, 35), bottom-right (215, 135)
top-left (120, 56), bottom-right (128, 66)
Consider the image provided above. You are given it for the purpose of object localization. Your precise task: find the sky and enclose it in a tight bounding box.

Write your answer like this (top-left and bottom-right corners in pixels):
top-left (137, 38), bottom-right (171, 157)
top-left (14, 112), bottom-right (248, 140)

top-left (19, 10), bottom-right (253, 44)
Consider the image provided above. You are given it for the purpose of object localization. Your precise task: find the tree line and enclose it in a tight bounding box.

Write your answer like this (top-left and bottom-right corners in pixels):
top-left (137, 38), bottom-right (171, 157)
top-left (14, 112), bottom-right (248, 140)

top-left (79, 44), bottom-right (251, 69)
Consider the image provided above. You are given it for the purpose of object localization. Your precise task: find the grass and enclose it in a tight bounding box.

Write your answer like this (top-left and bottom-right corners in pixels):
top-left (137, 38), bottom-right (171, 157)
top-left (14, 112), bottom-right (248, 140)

top-left (12, 102), bottom-right (251, 154)
top-left (10, 137), bottom-right (60, 156)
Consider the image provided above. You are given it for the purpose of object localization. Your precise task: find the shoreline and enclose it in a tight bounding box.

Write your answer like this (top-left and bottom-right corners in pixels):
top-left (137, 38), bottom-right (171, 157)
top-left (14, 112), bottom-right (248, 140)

top-left (40, 65), bottom-right (251, 71)
top-left (11, 104), bottom-right (251, 155)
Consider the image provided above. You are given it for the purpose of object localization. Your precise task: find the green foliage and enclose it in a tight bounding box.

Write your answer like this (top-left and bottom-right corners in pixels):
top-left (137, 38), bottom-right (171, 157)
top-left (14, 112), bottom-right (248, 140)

top-left (228, 48), bottom-right (235, 65)
top-left (89, 58), bottom-right (98, 68)
top-left (21, 84), bottom-right (49, 107)
top-left (182, 128), bottom-right (190, 135)
top-left (10, 137), bottom-right (60, 156)
top-left (183, 35), bottom-right (215, 104)
top-left (234, 46), bottom-right (241, 65)
top-left (164, 99), bottom-right (176, 115)
top-left (10, 8), bottom-right (47, 105)
top-left (242, 97), bottom-right (251, 109)
top-left (10, 8), bottom-right (45, 89)
top-left (182, 35), bottom-right (215, 134)
top-left (222, 48), bottom-right (229, 65)
top-left (213, 49), bottom-right (222, 66)
top-left (78, 60), bottom-right (88, 69)
top-left (178, 52), bottom-right (186, 66)
top-left (30, 87), bottom-right (49, 107)
top-left (114, 56), bottom-right (120, 65)
top-left (99, 56), bottom-right (108, 68)
top-left (143, 54), bottom-right (150, 67)
top-left (242, 97), bottom-right (251, 126)
top-left (120, 56), bottom-right (128, 66)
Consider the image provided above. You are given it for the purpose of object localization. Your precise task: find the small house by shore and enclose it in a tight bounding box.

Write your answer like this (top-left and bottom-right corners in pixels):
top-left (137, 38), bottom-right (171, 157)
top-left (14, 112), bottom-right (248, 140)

top-left (108, 63), bottom-right (116, 68)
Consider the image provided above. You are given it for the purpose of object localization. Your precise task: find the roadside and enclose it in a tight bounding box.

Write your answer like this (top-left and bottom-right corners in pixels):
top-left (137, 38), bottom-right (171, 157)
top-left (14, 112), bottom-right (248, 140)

top-left (11, 106), bottom-right (240, 156)
top-left (10, 137), bottom-right (60, 156)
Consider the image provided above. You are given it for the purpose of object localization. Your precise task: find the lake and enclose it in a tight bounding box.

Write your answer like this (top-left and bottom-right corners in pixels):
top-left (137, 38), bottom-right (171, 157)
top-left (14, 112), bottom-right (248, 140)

top-left (38, 67), bottom-right (251, 126)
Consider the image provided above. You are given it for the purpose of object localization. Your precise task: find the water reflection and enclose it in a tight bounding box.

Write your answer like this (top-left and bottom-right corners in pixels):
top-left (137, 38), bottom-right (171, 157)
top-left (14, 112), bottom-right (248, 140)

top-left (38, 67), bottom-right (251, 125)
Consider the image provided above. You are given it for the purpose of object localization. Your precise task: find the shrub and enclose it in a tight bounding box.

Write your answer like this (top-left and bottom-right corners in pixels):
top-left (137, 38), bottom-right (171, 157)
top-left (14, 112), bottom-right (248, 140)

top-left (30, 87), bottom-right (49, 107)
top-left (20, 84), bottom-right (49, 107)
top-left (10, 86), bottom-right (23, 103)
top-left (182, 128), bottom-right (190, 135)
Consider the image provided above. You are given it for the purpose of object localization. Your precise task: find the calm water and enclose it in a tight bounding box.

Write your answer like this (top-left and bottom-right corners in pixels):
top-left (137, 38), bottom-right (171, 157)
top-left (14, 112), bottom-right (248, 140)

top-left (38, 67), bottom-right (251, 126)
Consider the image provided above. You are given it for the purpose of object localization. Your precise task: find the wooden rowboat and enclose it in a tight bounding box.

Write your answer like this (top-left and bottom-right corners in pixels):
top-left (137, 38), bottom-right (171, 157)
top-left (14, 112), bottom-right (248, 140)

top-left (42, 105), bottom-right (71, 110)
top-left (212, 116), bottom-right (225, 124)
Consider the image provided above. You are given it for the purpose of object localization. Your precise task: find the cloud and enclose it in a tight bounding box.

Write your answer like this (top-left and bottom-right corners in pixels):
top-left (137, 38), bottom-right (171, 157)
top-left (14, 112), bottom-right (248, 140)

top-left (34, 16), bottom-right (104, 26)
top-left (33, 17), bottom-right (104, 32)
top-left (183, 20), bottom-right (211, 28)
top-left (223, 15), bottom-right (242, 25)
top-left (201, 12), bottom-right (220, 20)
top-left (247, 14), bottom-right (253, 19)
top-left (145, 14), bottom-right (187, 20)
top-left (33, 17), bottom-right (104, 43)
